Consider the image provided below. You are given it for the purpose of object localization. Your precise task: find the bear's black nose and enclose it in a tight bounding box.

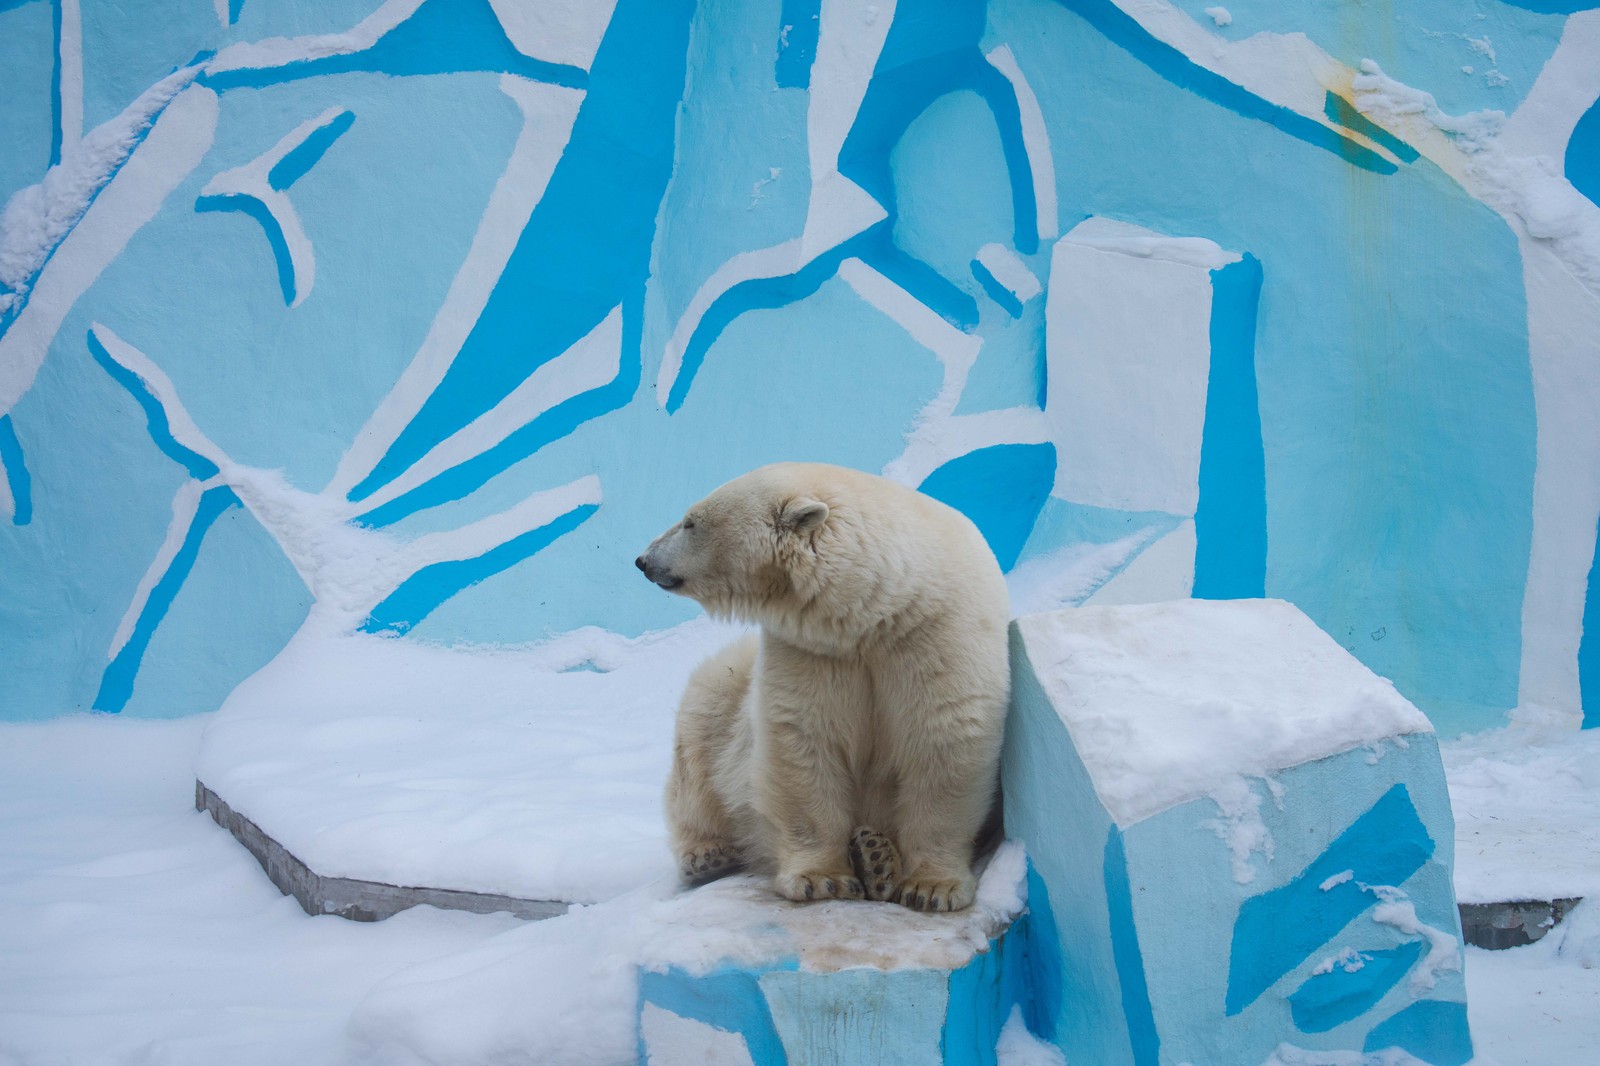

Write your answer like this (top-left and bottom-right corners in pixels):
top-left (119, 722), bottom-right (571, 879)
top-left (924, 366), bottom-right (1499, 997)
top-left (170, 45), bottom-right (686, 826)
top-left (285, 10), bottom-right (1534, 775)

top-left (635, 555), bottom-right (648, 573)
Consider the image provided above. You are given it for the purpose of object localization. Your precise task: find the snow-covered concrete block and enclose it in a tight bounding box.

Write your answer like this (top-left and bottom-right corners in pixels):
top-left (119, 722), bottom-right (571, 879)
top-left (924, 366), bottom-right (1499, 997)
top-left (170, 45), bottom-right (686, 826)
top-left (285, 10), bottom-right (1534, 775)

top-left (1003, 600), bottom-right (1473, 1066)
top-left (634, 844), bottom-right (1046, 1066)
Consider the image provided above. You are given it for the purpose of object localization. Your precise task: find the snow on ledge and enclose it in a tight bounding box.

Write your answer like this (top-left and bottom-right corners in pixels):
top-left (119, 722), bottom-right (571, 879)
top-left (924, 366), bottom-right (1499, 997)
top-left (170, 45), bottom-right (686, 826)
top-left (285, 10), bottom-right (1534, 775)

top-left (1015, 599), bottom-right (1433, 828)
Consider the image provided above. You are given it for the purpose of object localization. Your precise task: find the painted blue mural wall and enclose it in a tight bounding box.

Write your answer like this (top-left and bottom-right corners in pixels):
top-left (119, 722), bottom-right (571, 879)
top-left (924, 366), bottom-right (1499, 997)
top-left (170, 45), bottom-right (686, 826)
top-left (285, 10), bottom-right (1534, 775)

top-left (2, 0), bottom-right (1599, 735)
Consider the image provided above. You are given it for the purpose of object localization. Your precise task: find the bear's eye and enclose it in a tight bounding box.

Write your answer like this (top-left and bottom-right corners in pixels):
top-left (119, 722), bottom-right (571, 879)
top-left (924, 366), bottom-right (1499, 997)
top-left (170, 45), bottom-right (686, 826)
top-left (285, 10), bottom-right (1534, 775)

top-left (683, 518), bottom-right (696, 531)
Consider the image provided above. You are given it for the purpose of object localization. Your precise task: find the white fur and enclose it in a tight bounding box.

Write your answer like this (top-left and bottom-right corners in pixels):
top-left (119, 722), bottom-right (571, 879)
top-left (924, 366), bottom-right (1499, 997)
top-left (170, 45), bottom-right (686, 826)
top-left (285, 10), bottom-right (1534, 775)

top-left (639, 463), bottom-right (1010, 912)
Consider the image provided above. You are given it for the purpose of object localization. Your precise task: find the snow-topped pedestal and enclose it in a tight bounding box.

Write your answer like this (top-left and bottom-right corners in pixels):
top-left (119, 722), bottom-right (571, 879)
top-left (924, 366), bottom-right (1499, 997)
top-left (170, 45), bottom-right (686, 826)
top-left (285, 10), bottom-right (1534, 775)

top-left (1004, 599), bottom-right (1473, 1066)
top-left (634, 843), bottom-right (1046, 1066)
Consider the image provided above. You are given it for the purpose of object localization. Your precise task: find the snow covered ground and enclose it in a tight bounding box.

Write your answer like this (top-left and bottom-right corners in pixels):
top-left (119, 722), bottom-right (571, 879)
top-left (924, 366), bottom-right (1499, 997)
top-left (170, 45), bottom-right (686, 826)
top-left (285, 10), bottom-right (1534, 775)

top-left (0, 703), bottom-right (1597, 1063)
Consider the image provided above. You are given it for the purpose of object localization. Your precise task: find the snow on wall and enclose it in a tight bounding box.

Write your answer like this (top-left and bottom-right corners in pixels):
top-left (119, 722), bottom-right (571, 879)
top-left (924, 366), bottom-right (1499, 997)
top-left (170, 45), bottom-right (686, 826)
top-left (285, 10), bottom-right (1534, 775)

top-left (0, 0), bottom-right (1595, 736)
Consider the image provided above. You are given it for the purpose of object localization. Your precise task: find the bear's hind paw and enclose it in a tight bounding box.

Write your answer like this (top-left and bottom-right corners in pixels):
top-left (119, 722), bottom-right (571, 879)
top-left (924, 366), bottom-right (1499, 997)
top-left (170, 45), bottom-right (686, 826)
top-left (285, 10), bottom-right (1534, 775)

top-left (680, 843), bottom-right (741, 886)
top-left (895, 874), bottom-right (976, 913)
top-left (774, 870), bottom-right (865, 903)
top-left (848, 826), bottom-right (902, 902)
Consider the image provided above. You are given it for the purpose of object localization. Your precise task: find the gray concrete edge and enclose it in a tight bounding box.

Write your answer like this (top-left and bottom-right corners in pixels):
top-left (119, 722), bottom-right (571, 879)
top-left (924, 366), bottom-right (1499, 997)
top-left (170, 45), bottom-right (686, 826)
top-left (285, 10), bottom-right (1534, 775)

top-left (195, 780), bottom-right (569, 923)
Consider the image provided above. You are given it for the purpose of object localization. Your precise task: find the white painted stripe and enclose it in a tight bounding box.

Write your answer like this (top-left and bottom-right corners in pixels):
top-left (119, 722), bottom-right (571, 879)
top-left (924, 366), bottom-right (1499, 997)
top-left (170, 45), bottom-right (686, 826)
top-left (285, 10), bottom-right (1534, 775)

top-left (800, 0), bottom-right (896, 258)
top-left (0, 85), bottom-right (217, 416)
top-left (883, 405), bottom-right (1051, 486)
top-left (208, 0), bottom-right (427, 73)
top-left (837, 257), bottom-right (981, 422)
top-left (488, 0), bottom-right (617, 71)
top-left (326, 76), bottom-right (584, 497)
top-left (655, 238), bottom-right (801, 406)
top-left (57, 0), bottom-right (83, 149)
top-left (984, 45), bottom-right (1057, 242)
top-left (1105, 0), bottom-right (1402, 166)
top-left (640, 1003), bottom-right (757, 1066)
top-left (200, 107), bottom-right (353, 308)
top-left (396, 474), bottom-right (601, 576)
top-left (359, 305), bottom-right (623, 513)
top-left (109, 480), bottom-right (206, 658)
top-left (0, 443), bottom-right (13, 523)
top-left (87, 324), bottom-right (225, 468)
top-left (974, 242), bottom-right (1042, 303)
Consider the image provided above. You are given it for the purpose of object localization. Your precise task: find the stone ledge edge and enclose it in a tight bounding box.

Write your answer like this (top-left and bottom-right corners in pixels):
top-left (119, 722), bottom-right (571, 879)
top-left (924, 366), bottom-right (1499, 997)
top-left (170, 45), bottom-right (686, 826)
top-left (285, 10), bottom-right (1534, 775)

top-left (195, 780), bottom-right (568, 923)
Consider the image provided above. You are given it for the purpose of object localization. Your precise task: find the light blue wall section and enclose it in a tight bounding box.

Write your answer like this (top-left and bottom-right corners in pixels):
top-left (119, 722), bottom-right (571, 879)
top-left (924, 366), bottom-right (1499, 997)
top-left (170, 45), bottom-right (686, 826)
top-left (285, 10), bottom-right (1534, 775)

top-left (0, 0), bottom-right (1587, 729)
top-left (0, 1), bottom-right (54, 206)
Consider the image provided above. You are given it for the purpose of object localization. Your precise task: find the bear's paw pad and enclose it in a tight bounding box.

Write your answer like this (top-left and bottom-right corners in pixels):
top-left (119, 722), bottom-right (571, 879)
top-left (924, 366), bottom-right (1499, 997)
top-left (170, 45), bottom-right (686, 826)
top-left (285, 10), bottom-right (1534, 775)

top-left (680, 843), bottom-right (741, 886)
top-left (848, 826), bottom-right (902, 902)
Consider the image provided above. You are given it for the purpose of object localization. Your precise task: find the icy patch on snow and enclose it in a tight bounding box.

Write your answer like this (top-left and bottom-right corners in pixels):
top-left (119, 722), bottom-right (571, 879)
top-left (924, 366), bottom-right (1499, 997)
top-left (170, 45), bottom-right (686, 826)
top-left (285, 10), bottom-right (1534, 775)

top-left (0, 65), bottom-right (201, 317)
top-left (345, 841), bottom-right (1029, 1065)
top-left (1443, 722), bottom-right (1600, 903)
top-left (1016, 600), bottom-right (1432, 827)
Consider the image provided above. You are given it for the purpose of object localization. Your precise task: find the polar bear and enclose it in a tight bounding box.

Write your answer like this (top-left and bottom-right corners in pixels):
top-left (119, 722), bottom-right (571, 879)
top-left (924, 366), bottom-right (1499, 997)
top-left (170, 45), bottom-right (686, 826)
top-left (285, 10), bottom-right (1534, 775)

top-left (635, 462), bottom-right (1010, 912)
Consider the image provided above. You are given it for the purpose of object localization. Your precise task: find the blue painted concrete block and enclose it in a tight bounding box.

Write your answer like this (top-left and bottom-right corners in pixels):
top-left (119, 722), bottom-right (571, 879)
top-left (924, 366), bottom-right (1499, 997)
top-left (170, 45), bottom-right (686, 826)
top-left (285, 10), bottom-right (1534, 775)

top-left (1003, 600), bottom-right (1474, 1066)
top-left (634, 853), bottom-right (1041, 1065)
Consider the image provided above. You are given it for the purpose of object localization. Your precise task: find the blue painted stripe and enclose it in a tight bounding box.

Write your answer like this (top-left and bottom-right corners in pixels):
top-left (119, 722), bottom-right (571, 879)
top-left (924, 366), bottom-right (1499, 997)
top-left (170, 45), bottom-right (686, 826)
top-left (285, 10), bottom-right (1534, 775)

top-left (1193, 253), bottom-right (1267, 599)
top-left (355, 288), bottom-right (642, 528)
top-left (202, 0), bottom-right (586, 91)
top-left (1363, 999), bottom-right (1474, 1066)
top-left (638, 966), bottom-right (791, 1065)
top-left (1054, 0), bottom-right (1397, 175)
top-left (0, 415), bottom-right (33, 525)
top-left (1104, 827), bottom-right (1161, 1066)
top-left (775, 0), bottom-right (821, 90)
top-left (1322, 92), bottom-right (1419, 165)
top-left (48, 0), bottom-right (62, 167)
top-left (1565, 96), bottom-right (1600, 211)
top-left (349, 0), bottom-right (691, 500)
top-left (838, 39), bottom-right (1042, 256)
top-left (87, 329), bottom-right (220, 480)
top-left (195, 193), bottom-right (299, 306)
top-left (1226, 785), bottom-right (1435, 1016)
top-left (917, 443), bottom-right (1056, 572)
top-left (93, 486), bottom-right (240, 713)
top-left (1287, 940), bottom-right (1424, 1033)
top-left (268, 109), bottom-right (356, 191)
top-left (970, 257), bottom-right (1024, 318)
top-left (666, 234), bottom-right (870, 415)
top-left (360, 502), bottom-right (597, 634)
top-left (1577, 515), bottom-right (1600, 730)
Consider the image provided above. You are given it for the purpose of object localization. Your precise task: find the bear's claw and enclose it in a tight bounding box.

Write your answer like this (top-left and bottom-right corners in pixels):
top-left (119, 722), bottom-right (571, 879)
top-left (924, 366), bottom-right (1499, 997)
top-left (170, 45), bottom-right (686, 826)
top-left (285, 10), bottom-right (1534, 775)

top-left (894, 875), bottom-right (975, 913)
top-left (848, 826), bottom-right (902, 902)
top-left (775, 870), bottom-right (865, 902)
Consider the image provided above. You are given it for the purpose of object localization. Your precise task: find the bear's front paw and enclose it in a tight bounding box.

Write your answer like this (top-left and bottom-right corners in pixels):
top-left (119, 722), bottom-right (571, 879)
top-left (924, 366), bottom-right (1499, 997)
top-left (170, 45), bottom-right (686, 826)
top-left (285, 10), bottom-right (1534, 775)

top-left (680, 842), bottom-right (741, 886)
top-left (848, 826), bottom-right (901, 902)
top-left (773, 870), bottom-right (865, 903)
top-left (895, 873), bottom-right (976, 913)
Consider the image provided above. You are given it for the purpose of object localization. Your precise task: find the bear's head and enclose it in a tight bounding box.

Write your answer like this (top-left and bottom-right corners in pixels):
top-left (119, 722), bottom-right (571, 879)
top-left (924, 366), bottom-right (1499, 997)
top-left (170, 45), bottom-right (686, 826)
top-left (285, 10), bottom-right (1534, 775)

top-left (635, 466), bottom-right (831, 620)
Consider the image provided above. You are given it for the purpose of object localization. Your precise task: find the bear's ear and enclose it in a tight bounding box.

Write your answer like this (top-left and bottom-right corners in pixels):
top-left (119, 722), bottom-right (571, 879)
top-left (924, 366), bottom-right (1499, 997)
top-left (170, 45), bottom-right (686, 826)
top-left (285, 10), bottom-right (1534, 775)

top-left (780, 497), bottom-right (829, 532)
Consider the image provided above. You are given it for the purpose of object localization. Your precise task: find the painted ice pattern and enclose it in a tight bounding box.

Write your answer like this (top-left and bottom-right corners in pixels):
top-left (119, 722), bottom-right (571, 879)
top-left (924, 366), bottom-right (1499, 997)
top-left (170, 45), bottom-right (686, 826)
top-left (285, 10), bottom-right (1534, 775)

top-left (0, 0), bottom-right (1593, 733)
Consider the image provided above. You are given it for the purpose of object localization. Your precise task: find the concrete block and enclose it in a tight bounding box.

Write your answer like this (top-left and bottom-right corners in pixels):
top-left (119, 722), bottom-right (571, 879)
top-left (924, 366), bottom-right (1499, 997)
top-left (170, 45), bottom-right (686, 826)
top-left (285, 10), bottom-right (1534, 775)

top-left (1003, 600), bottom-right (1474, 1066)
top-left (634, 847), bottom-right (1046, 1066)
